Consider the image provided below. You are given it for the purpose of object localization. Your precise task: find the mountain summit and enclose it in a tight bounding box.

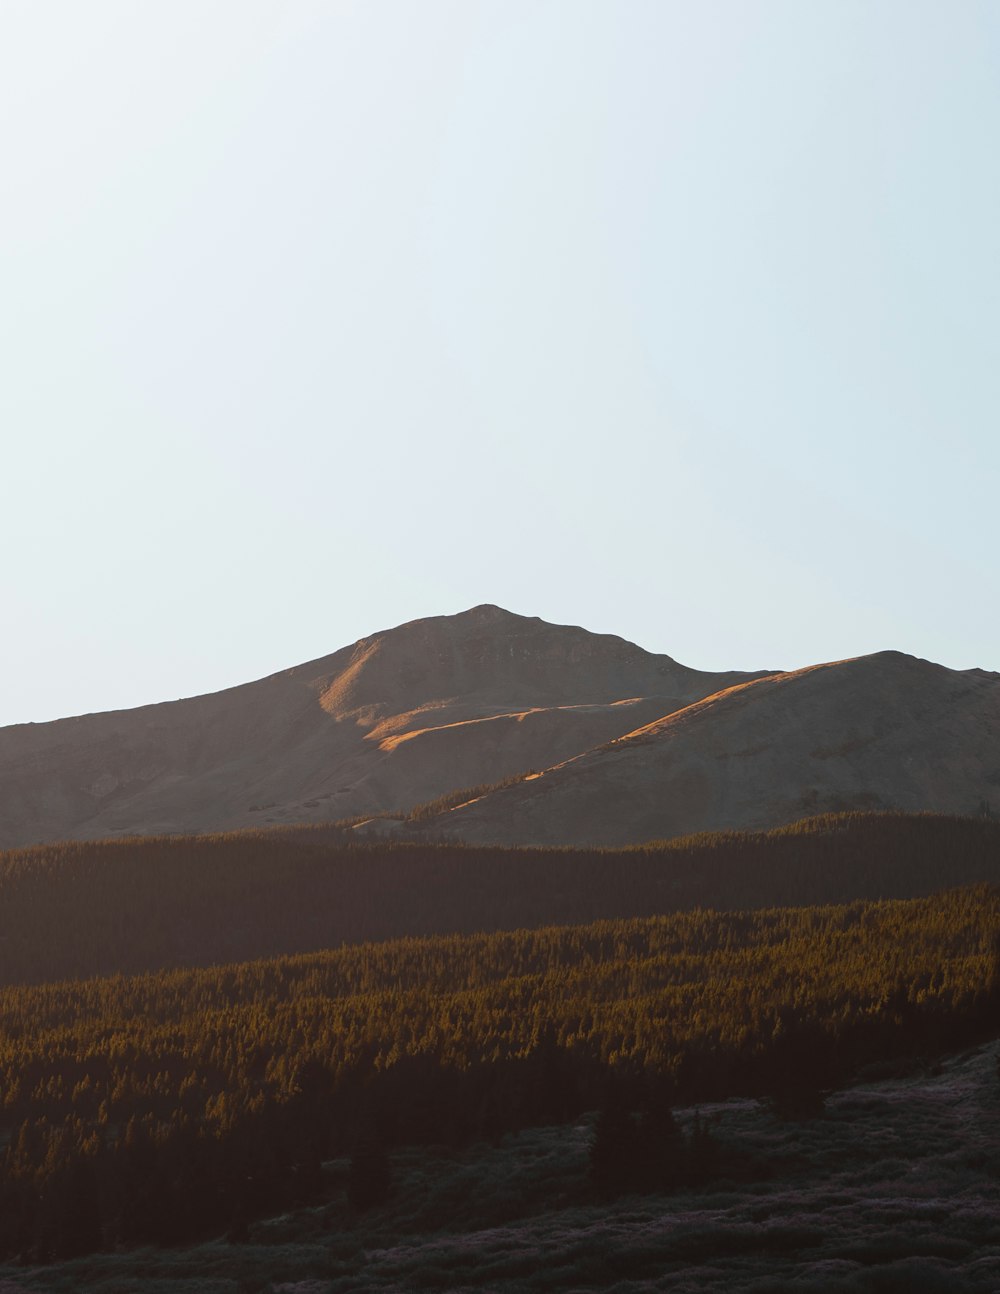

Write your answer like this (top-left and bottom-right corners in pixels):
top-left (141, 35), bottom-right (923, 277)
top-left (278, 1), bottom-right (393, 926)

top-left (0, 606), bottom-right (755, 847)
top-left (2, 607), bottom-right (996, 850)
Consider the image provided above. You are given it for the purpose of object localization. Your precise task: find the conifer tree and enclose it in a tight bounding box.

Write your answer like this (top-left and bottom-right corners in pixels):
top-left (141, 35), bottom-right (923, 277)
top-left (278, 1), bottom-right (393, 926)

top-left (637, 1083), bottom-right (683, 1191)
top-left (590, 1074), bottom-right (639, 1197)
top-left (347, 1117), bottom-right (390, 1211)
top-left (55, 1156), bottom-right (103, 1257)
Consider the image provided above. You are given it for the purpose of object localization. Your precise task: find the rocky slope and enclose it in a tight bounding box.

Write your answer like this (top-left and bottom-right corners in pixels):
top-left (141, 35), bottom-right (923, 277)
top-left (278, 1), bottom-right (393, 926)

top-left (418, 649), bottom-right (1000, 846)
top-left (0, 605), bottom-right (751, 848)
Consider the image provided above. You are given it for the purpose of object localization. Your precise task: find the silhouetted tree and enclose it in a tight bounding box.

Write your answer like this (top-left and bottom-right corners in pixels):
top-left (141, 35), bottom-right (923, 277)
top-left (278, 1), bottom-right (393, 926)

top-left (590, 1074), bottom-right (640, 1197)
top-left (50, 1155), bottom-right (103, 1258)
top-left (686, 1111), bottom-right (719, 1186)
top-left (636, 1082), bottom-right (683, 1191)
top-left (347, 1116), bottom-right (390, 1211)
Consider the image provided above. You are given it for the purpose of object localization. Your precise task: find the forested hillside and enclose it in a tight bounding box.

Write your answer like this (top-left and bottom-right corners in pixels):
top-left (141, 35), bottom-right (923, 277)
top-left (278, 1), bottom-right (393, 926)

top-left (0, 886), bottom-right (996, 1258)
top-left (0, 812), bottom-right (997, 986)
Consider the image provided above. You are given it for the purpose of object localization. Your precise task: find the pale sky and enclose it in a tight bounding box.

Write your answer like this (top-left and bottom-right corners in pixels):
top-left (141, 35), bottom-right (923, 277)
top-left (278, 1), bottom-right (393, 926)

top-left (2, 1), bottom-right (998, 726)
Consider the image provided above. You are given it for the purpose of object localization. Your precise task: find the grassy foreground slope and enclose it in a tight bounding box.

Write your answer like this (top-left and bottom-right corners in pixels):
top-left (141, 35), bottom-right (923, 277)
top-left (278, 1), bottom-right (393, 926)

top-left (0, 886), bottom-right (997, 1259)
top-left (10, 1040), bottom-right (997, 1294)
top-left (1, 811), bottom-right (999, 984)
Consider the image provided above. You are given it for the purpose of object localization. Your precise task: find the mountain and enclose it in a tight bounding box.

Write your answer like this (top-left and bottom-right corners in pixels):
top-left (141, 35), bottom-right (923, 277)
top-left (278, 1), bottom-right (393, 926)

top-left (3, 606), bottom-right (997, 851)
top-left (414, 650), bottom-right (1000, 846)
top-left (0, 605), bottom-right (754, 848)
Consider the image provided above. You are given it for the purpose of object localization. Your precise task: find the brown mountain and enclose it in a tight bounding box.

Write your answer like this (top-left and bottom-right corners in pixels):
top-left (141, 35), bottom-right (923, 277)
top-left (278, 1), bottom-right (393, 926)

top-left (417, 650), bottom-right (1000, 846)
top-left (0, 605), bottom-right (753, 848)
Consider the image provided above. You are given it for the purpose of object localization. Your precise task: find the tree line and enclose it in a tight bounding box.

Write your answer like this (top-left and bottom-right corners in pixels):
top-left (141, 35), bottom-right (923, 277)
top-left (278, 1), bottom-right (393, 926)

top-left (0, 884), bottom-right (996, 1257)
top-left (0, 811), bottom-right (998, 985)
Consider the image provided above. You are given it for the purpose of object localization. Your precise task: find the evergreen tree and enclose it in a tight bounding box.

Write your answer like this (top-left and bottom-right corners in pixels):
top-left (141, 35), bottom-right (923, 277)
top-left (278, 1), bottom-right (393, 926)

top-left (590, 1074), bottom-right (640, 1197)
top-left (347, 1119), bottom-right (390, 1211)
top-left (686, 1110), bottom-right (719, 1186)
top-left (636, 1083), bottom-right (683, 1191)
top-left (55, 1156), bottom-right (103, 1258)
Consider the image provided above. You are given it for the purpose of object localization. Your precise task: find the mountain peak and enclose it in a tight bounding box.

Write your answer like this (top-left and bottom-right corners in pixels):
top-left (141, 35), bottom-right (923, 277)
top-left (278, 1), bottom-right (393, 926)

top-left (381, 603), bottom-right (529, 642)
top-left (463, 603), bottom-right (520, 622)
top-left (0, 605), bottom-right (755, 847)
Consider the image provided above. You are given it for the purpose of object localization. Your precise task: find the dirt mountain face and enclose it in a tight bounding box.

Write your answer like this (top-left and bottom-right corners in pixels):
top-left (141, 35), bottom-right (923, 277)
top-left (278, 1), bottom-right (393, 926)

top-left (0, 605), bottom-right (753, 848)
top-left (3, 605), bottom-right (997, 850)
top-left (419, 650), bottom-right (1000, 847)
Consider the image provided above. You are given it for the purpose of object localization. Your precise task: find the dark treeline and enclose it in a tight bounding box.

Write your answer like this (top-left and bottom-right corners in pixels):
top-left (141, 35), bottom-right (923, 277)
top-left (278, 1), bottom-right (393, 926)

top-left (1, 812), bottom-right (999, 985)
top-left (0, 887), bottom-right (997, 1257)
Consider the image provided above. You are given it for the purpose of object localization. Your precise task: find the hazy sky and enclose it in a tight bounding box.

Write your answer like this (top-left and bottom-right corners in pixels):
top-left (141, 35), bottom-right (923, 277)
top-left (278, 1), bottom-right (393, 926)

top-left (3, 1), bottom-right (998, 726)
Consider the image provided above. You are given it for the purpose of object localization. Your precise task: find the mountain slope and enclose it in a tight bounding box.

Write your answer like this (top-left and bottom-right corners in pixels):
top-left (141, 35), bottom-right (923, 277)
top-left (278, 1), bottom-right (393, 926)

top-left (0, 605), bottom-right (752, 847)
top-left (419, 650), bottom-right (1000, 845)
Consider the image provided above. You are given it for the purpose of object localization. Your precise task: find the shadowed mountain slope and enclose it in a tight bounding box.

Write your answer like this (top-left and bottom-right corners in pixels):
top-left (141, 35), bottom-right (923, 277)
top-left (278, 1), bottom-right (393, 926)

top-left (0, 605), bottom-right (751, 848)
top-left (417, 650), bottom-right (1000, 846)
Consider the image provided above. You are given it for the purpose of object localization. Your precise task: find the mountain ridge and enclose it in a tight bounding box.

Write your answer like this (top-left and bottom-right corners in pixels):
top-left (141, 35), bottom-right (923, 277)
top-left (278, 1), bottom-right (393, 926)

top-left (415, 646), bottom-right (1000, 846)
top-left (0, 604), bottom-right (760, 847)
top-left (2, 604), bottom-right (996, 850)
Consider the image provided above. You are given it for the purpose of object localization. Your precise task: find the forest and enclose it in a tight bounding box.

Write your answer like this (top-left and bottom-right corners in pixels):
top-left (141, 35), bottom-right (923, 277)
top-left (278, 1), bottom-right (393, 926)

top-left (1, 810), bottom-right (998, 984)
top-left (0, 883), bottom-right (996, 1260)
